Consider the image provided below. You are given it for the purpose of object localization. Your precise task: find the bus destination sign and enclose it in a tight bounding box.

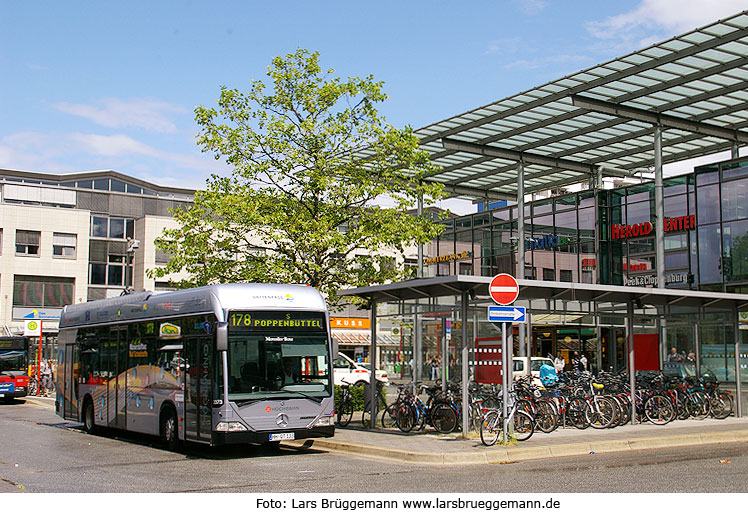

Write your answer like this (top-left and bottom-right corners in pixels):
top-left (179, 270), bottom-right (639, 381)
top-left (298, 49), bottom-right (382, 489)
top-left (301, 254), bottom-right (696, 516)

top-left (229, 311), bottom-right (325, 331)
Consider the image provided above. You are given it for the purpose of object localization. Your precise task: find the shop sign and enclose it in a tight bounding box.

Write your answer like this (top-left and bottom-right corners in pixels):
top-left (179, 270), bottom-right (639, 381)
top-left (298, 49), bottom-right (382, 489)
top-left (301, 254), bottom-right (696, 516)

top-left (424, 251), bottom-right (472, 265)
top-left (525, 234), bottom-right (572, 250)
top-left (330, 317), bottom-right (370, 330)
top-left (625, 274), bottom-right (657, 287)
top-left (582, 258), bottom-right (596, 269)
top-left (611, 215), bottom-right (695, 240)
top-left (625, 272), bottom-right (692, 287)
top-left (13, 308), bottom-right (62, 320)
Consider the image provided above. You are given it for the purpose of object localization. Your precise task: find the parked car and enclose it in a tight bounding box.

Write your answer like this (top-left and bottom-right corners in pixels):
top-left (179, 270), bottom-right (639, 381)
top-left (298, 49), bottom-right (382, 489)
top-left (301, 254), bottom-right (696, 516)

top-left (333, 352), bottom-right (388, 386)
top-left (512, 356), bottom-right (554, 384)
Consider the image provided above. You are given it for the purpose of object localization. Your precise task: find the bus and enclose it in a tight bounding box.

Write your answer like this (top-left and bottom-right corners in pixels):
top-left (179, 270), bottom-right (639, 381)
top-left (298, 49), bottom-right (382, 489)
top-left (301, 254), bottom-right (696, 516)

top-left (0, 336), bottom-right (30, 402)
top-left (55, 283), bottom-right (335, 448)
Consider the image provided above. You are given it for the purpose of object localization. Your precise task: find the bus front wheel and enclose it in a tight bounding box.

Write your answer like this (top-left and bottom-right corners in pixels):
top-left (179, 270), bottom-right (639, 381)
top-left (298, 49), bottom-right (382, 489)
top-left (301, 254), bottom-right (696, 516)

top-left (161, 406), bottom-right (180, 451)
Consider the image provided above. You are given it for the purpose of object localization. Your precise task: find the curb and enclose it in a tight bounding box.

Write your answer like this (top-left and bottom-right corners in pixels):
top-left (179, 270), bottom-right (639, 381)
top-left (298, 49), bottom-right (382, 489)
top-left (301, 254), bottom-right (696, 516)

top-left (286, 429), bottom-right (748, 465)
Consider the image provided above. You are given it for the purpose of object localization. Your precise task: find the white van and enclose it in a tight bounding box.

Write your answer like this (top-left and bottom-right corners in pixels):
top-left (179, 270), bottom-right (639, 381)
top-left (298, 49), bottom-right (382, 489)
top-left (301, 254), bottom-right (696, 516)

top-left (512, 356), bottom-right (554, 383)
top-left (333, 352), bottom-right (388, 386)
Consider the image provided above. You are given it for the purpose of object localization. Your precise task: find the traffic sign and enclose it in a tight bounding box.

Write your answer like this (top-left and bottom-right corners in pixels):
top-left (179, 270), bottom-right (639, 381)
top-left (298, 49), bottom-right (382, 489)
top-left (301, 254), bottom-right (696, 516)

top-left (488, 305), bottom-right (526, 323)
top-left (489, 273), bottom-right (520, 305)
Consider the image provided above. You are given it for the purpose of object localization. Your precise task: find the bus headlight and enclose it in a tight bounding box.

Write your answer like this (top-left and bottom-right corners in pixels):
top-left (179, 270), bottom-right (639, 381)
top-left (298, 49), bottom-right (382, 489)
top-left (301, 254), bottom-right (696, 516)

top-left (313, 416), bottom-right (333, 427)
top-left (216, 421), bottom-right (248, 432)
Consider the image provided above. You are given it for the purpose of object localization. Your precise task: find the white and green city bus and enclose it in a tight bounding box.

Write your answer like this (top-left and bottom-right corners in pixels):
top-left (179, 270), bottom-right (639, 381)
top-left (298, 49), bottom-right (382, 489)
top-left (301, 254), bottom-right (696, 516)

top-left (55, 284), bottom-right (335, 448)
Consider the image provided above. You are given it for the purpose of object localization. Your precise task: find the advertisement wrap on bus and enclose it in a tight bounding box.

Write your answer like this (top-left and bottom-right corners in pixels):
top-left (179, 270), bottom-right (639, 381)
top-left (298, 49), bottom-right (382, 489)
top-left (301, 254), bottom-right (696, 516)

top-left (55, 284), bottom-right (335, 448)
top-left (0, 337), bottom-right (30, 401)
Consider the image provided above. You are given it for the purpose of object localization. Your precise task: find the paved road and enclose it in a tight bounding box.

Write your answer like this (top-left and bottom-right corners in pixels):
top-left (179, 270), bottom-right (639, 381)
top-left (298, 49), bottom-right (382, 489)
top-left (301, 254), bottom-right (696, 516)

top-left (2, 399), bottom-right (747, 493)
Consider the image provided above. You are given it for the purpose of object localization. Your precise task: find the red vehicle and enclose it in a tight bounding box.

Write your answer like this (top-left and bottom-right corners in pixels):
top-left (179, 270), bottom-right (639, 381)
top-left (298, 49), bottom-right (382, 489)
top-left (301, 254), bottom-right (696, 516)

top-left (0, 337), bottom-right (30, 402)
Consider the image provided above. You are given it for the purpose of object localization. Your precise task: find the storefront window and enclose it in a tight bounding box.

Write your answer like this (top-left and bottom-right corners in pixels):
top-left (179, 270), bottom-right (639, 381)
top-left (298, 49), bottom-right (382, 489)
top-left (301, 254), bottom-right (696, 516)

top-left (626, 201), bottom-right (652, 226)
top-left (722, 219), bottom-right (748, 282)
top-left (665, 251), bottom-right (688, 269)
top-left (664, 195), bottom-right (688, 218)
top-left (721, 177), bottom-right (748, 222)
top-left (698, 224), bottom-right (722, 285)
top-left (555, 209), bottom-right (576, 234)
top-left (697, 183), bottom-right (720, 225)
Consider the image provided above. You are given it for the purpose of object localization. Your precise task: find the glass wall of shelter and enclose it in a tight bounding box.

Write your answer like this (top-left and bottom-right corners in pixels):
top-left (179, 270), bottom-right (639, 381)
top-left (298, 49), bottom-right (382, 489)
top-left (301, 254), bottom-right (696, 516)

top-left (374, 297), bottom-right (744, 386)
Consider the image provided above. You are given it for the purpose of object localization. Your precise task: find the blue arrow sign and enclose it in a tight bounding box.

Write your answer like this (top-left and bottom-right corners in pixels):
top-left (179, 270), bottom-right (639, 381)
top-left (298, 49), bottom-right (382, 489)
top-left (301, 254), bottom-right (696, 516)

top-left (488, 305), bottom-right (527, 322)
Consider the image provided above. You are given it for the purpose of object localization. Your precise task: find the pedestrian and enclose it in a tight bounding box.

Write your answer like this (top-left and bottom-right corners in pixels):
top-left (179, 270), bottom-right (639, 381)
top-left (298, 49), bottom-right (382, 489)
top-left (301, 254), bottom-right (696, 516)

top-left (579, 353), bottom-right (588, 371)
top-left (572, 351), bottom-right (582, 373)
top-left (40, 359), bottom-right (52, 397)
top-left (554, 354), bottom-right (565, 373)
top-left (666, 347), bottom-right (681, 362)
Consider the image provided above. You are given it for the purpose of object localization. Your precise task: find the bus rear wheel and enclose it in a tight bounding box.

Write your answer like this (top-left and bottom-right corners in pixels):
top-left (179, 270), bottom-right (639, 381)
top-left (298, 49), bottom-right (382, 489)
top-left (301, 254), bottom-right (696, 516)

top-left (82, 399), bottom-right (97, 434)
top-left (161, 406), bottom-right (180, 451)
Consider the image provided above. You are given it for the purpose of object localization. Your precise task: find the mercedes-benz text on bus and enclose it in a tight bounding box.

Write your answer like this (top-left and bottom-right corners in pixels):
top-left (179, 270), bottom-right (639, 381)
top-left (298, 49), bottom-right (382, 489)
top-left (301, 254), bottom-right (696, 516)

top-left (55, 284), bottom-right (335, 448)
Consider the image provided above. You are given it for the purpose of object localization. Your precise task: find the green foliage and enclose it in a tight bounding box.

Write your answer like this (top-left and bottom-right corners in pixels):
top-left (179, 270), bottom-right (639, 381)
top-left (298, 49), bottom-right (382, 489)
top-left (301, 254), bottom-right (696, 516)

top-left (149, 49), bottom-right (444, 305)
top-left (334, 384), bottom-right (387, 411)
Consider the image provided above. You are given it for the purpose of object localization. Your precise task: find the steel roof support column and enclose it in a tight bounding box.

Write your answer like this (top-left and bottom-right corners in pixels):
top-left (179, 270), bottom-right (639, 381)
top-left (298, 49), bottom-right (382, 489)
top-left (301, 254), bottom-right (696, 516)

top-left (414, 195), bottom-right (423, 388)
top-left (369, 301), bottom-right (378, 428)
top-left (733, 305), bottom-right (743, 418)
top-left (517, 160), bottom-right (527, 355)
top-left (654, 126), bottom-right (665, 290)
top-left (461, 292), bottom-right (470, 437)
top-left (627, 301), bottom-right (636, 425)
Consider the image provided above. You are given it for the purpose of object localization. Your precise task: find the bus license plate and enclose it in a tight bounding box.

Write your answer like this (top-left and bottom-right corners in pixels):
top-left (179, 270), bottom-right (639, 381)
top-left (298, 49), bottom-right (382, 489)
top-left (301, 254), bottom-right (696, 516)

top-left (269, 432), bottom-right (295, 441)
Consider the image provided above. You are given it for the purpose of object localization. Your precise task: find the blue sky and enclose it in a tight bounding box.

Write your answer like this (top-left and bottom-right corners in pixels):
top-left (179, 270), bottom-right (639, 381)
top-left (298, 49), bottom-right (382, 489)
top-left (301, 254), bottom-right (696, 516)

top-left (1, 0), bottom-right (745, 198)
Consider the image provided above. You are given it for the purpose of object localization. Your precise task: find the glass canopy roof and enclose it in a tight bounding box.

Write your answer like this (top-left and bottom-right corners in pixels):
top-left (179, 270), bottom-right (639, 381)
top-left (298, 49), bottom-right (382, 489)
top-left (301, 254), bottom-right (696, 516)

top-left (358, 10), bottom-right (748, 201)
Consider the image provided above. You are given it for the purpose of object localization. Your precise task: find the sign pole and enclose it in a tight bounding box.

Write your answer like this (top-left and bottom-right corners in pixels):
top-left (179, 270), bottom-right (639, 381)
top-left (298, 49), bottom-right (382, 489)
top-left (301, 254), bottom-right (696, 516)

top-left (502, 321), bottom-right (508, 444)
top-left (37, 319), bottom-right (43, 392)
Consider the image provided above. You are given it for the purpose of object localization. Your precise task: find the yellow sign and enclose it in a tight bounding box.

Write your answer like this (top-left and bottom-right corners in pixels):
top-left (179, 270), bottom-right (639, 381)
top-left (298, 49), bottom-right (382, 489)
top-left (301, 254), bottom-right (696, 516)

top-left (424, 251), bottom-right (471, 265)
top-left (159, 323), bottom-right (182, 339)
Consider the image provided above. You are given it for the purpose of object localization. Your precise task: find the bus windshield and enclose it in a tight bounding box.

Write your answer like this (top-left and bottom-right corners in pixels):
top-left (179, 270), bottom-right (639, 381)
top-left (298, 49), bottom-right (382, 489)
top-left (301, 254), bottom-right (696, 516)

top-left (227, 333), bottom-right (331, 401)
top-left (0, 350), bottom-right (27, 376)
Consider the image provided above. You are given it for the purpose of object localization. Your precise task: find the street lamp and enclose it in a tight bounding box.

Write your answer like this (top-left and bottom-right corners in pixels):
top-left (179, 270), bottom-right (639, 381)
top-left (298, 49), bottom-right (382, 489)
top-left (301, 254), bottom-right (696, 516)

top-left (123, 238), bottom-right (140, 295)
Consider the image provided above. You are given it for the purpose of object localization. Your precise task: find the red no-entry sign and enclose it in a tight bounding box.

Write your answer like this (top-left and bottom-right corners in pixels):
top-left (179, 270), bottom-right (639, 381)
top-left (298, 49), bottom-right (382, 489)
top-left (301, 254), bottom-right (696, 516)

top-left (489, 274), bottom-right (519, 305)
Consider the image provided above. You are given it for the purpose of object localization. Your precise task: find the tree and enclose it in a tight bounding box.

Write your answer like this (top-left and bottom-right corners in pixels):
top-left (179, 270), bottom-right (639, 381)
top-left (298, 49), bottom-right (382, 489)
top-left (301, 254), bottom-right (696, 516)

top-left (150, 49), bottom-right (444, 306)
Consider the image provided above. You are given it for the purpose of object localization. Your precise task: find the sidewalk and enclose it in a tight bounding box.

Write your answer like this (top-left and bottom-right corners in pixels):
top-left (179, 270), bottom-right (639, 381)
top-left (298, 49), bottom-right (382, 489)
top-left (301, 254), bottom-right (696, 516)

top-left (286, 414), bottom-right (748, 465)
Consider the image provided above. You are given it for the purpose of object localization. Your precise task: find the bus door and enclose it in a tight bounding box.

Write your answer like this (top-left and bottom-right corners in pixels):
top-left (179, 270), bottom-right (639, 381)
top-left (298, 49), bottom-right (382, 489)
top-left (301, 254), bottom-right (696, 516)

top-left (63, 344), bottom-right (78, 419)
top-left (112, 327), bottom-right (128, 429)
top-left (184, 335), bottom-right (214, 442)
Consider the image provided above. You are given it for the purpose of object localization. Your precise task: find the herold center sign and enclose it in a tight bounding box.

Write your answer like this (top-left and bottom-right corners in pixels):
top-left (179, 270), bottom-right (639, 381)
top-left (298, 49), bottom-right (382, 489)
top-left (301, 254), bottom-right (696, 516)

top-left (611, 215), bottom-right (695, 240)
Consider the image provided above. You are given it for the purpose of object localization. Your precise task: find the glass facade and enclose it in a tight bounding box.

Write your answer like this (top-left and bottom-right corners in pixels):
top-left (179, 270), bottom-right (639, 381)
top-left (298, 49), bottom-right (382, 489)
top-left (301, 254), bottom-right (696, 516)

top-left (373, 157), bottom-right (748, 386)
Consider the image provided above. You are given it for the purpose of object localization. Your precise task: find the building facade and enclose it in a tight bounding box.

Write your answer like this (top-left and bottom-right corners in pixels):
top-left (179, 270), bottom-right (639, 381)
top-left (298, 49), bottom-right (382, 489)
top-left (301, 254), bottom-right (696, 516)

top-left (0, 169), bottom-right (193, 357)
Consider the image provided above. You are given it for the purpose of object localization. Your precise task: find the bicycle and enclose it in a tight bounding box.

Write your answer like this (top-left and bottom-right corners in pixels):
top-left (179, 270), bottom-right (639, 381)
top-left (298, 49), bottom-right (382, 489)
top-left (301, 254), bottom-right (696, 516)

top-left (480, 388), bottom-right (534, 446)
top-left (362, 380), bottom-right (388, 428)
top-left (336, 381), bottom-right (354, 427)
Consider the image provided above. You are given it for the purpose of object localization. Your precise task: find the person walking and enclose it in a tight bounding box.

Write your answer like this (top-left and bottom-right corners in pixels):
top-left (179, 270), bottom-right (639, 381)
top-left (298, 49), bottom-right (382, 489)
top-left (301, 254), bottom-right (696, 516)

top-left (579, 353), bottom-right (588, 372)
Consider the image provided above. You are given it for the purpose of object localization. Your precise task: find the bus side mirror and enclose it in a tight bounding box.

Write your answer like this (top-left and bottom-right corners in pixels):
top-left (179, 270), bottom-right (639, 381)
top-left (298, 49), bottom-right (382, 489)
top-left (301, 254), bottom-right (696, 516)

top-left (331, 337), bottom-right (339, 358)
top-left (216, 322), bottom-right (228, 351)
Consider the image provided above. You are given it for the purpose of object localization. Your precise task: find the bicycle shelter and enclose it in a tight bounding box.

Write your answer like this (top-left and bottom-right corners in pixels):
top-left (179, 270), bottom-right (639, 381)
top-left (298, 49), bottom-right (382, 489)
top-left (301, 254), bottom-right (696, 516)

top-left (341, 276), bottom-right (748, 435)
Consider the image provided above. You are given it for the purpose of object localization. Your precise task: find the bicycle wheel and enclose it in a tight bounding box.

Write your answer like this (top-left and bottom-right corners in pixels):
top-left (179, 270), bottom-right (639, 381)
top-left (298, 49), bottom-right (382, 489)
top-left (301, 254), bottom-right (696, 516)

top-left (644, 395), bottom-right (674, 425)
top-left (568, 398), bottom-right (590, 429)
top-left (430, 402), bottom-right (458, 434)
top-left (710, 392), bottom-right (733, 419)
top-left (381, 402), bottom-right (399, 428)
top-left (589, 397), bottom-right (617, 429)
top-left (534, 400), bottom-right (558, 433)
top-left (336, 399), bottom-right (354, 427)
top-left (512, 410), bottom-right (535, 441)
top-left (395, 404), bottom-right (417, 433)
top-left (480, 410), bottom-right (501, 446)
top-left (685, 395), bottom-right (708, 420)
